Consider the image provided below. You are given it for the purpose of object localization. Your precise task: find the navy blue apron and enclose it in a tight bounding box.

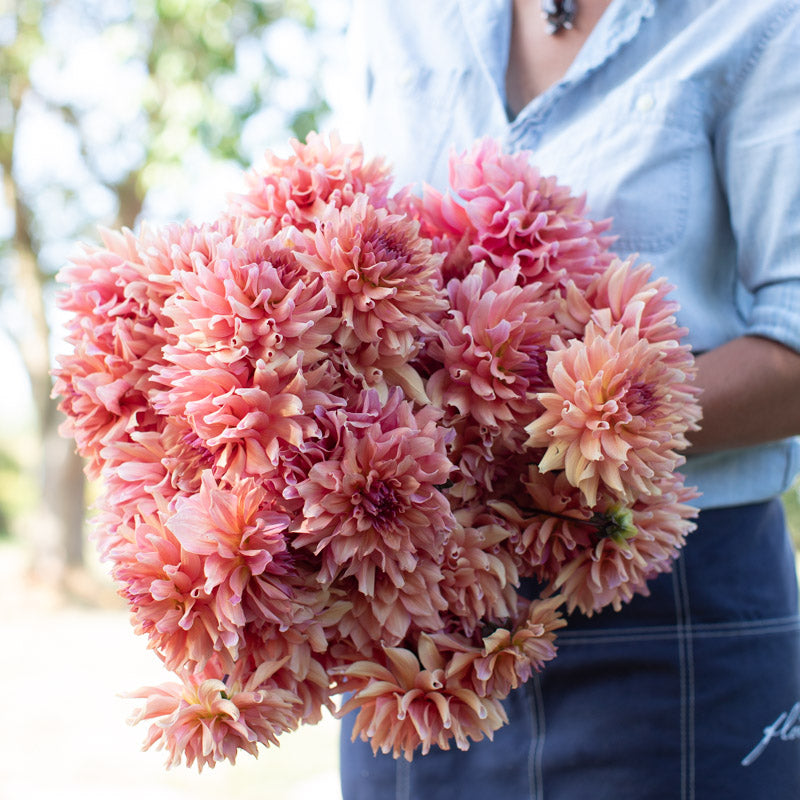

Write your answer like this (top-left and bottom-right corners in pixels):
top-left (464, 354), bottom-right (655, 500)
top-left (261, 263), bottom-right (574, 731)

top-left (339, 499), bottom-right (800, 799)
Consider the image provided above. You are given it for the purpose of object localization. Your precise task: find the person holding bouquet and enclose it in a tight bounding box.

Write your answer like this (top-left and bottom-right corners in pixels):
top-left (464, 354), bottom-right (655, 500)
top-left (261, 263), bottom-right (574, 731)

top-left (339, 1), bottom-right (800, 797)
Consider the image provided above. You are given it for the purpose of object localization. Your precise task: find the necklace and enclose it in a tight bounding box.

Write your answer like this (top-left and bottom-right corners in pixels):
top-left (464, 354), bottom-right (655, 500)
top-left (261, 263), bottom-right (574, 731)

top-left (541, 0), bottom-right (577, 34)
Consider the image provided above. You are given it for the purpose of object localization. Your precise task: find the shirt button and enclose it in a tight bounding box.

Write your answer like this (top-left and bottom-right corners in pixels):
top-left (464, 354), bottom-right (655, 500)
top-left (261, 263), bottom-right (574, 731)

top-left (636, 93), bottom-right (656, 112)
top-left (398, 68), bottom-right (416, 87)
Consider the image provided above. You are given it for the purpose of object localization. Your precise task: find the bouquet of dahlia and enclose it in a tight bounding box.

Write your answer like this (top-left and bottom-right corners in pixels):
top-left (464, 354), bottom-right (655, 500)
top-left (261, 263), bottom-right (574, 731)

top-left (53, 133), bottom-right (701, 769)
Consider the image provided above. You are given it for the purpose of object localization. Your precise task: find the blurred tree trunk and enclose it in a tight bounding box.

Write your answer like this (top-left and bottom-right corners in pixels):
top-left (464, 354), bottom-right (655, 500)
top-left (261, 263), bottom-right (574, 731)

top-left (2, 152), bottom-right (145, 588)
top-left (2, 164), bottom-right (145, 594)
top-left (2, 135), bottom-right (88, 582)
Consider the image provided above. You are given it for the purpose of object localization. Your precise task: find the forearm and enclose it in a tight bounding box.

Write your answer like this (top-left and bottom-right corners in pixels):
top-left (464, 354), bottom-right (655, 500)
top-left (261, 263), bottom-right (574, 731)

top-left (688, 335), bottom-right (800, 454)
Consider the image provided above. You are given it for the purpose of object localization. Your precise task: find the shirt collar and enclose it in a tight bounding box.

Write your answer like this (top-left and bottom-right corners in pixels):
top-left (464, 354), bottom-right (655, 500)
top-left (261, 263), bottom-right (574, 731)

top-left (567, 0), bottom-right (656, 81)
top-left (456, 0), bottom-right (657, 117)
top-left (456, 0), bottom-right (513, 109)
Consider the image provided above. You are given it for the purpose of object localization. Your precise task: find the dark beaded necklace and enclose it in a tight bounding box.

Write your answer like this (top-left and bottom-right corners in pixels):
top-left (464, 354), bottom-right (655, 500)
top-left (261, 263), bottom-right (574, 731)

top-left (541, 0), bottom-right (577, 34)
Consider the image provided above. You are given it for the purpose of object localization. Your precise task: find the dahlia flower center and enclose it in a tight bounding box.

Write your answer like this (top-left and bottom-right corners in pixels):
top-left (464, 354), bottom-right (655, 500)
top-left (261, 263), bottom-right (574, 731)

top-left (356, 479), bottom-right (403, 521)
top-left (365, 229), bottom-right (409, 264)
top-left (181, 431), bottom-right (214, 467)
top-left (625, 381), bottom-right (657, 417)
top-left (264, 250), bottom-right (297, 277)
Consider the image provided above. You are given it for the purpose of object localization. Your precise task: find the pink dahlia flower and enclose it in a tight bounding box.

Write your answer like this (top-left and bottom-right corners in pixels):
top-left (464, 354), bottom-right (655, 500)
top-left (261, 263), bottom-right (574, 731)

top-left (473, 597), bottom-right (565, 695)
top-left (337, 560), bottom-right (448, 655)
top-left (167, 471), bottom-right (294, 639)
top-left (58, 219), bottom-right (238, 355)
top-left (491, 469), bottom-right (595, 580)
top-left (154, 353), bottom-right (327, 482)
top-left (97, 430), bottom-right (178, 524)
top-left (56, 231), bottom-right (142, 346)
top-left (127, 220), bottom-right (238, 317)
top-left (294, 194), bottom-right (447, 366)
top-left (57, 222), bottom-right (179, 337)
top-left (229, 131), bottom-right (393, 228)
top-left (492, 469), bottom-right (697, 615)
top-left (427, 261), bottom-right (561, 449)
top-left (434, 595), bottom-right (566, 699)
top-left (106, 510), bottom-right (223, 670)
top-left (53, 344), bottom-right (156, 477)
top-left (292, 390), bottom-right (455, 596)
top-left (551, 479), bottom-right (698, 615)
top-left (403, 183), bottom-right (475, 283)
top-left (525, 321), bottom-right (698, 506)
top-left (163, 222), bottom-right (336, 368)
top-left (441, 417), bottom-right (531, 506)
top-left (445, 138), bottom-right (613, 288)
top-left (440, 506), bottom-right (519, 637)
top-left (157, 418), bottom-right (217, 495)
top-left (236, 628), bottom-right (334, 726)
top-left (53, 221), bottom-right (236, 475)
top-left (560, 257), bottom-right (690, 345)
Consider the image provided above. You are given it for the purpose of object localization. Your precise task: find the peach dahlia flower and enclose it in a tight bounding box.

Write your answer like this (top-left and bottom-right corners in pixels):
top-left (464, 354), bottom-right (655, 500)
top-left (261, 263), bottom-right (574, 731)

top-left (465, 596), bottom-right (565, 698)
top-left (53, 344), bottom-right (154, 477)
top-left (105, 510), bottom-right (223, 671)
top-left (337, 561), bottom-right (448, 655)
top-left (551, 478), bottom-right (699, 615)
top-left (167, 471), bottom-right (294, 638)
top-left (127, 660), bottom-right (301, 771)
top-left (153, 353), bottom-right (325, 482)
top-left (337, 635), bottom-right (508, 760)
top-left (439, 507), bottom-right (519, 637)
top-left (525, 321), bottom-right (697, 506)
top-left (560, 256), bottom-right (690, 345)
top-left (163, 224), bottom-right (336, 368)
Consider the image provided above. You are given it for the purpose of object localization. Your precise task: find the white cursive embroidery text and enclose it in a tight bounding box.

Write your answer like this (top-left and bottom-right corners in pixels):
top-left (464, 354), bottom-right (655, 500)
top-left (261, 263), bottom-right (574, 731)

top-left (741, 702), bottom-right (800, 766)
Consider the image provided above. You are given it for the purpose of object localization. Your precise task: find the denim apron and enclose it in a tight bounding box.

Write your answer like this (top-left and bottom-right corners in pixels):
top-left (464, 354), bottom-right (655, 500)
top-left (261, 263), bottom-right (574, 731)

top-left (339, 499), bottom-right (800, 799)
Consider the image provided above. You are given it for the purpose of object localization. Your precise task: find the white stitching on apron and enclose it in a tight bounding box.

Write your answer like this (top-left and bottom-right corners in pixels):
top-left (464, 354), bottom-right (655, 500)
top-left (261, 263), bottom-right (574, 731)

top-left (556, 615), bottom-right (800, 645)
top-left (395, 755), bottom-right (410, 800)
top-left (527, 673), bottom-right (546, 800)
top-left (672, 561), bottom-right (697, 800)
top-left (678, 556), bottom-right (697, 800)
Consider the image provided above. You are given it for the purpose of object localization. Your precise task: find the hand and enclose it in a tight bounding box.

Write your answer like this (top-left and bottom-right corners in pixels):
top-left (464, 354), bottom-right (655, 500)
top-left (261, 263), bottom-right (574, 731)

top-left (688, 335), bottom-right (800, 453)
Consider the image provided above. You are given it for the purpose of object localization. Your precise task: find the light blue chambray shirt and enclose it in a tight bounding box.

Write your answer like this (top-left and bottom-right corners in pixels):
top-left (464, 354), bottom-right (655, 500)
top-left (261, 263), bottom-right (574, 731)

top-left (344, 0), bottom-right (800, 509)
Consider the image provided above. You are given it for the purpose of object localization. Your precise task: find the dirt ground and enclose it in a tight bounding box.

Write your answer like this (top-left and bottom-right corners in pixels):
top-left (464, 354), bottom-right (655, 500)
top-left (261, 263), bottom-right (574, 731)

top-left (0, 542), bottom-right (342, 800)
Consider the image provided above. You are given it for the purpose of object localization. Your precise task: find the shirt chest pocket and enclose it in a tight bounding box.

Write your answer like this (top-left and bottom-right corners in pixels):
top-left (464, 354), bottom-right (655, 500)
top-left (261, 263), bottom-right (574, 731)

top-left (535, 80), bottom-right (708, 255)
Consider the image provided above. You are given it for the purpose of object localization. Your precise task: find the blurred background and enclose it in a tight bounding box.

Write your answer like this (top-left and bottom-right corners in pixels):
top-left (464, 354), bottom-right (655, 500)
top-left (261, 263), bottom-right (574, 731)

top-left (1, 1), bottom-right (799, 798)
top-left (0, 0), bottom-right (351, 797)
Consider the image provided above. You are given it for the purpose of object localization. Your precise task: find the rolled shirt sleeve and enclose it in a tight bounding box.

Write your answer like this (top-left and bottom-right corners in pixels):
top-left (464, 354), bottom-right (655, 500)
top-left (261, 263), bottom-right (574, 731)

top-left (714, 1), bottom-right (800, 353)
